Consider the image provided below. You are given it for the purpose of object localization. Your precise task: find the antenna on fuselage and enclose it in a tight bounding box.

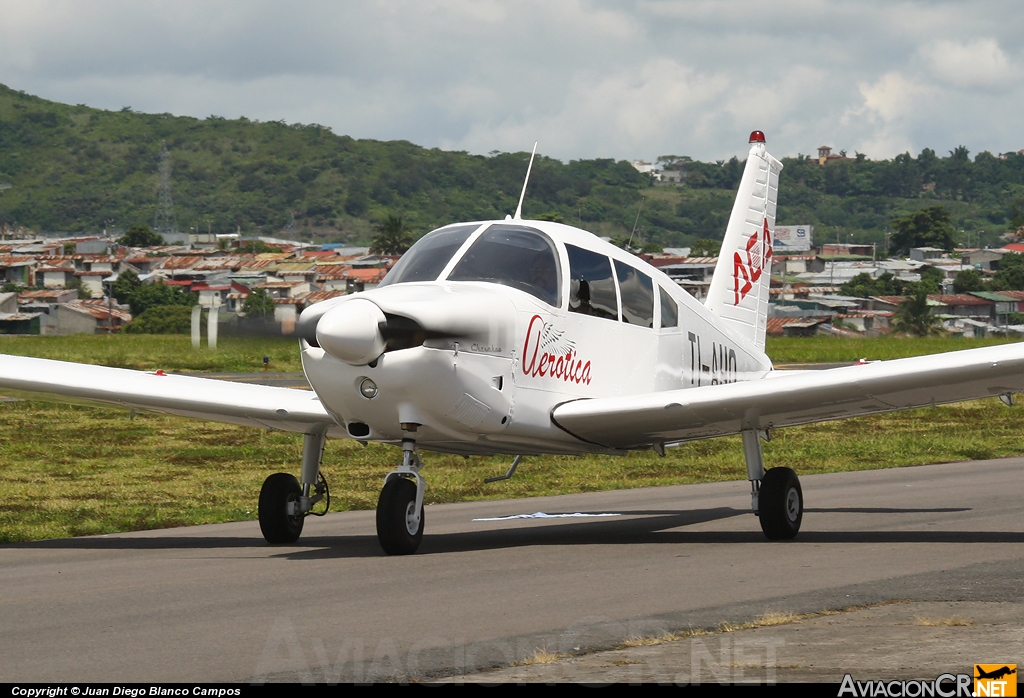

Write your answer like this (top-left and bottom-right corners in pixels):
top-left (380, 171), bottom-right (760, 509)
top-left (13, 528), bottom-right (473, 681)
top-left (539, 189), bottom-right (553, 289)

top-left (513, 142), bottom-right (538, 221)
top-left (627, 196), bottom-right (645, 250)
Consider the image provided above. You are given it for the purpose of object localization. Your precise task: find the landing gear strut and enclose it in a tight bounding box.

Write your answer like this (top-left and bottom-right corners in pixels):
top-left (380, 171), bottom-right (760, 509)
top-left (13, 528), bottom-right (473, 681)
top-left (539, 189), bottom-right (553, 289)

top-left (742, 429), bottom-right (802, 540)
top-left (376, 434), bottom-right (426, 555)
top-left (258, 425), bottom-right (330, 544)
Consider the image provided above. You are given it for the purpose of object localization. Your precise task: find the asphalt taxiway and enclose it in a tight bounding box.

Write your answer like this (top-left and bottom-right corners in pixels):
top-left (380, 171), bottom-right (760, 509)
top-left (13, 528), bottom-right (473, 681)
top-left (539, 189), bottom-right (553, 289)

top-left (1, 458), bottom-right (1022, 683)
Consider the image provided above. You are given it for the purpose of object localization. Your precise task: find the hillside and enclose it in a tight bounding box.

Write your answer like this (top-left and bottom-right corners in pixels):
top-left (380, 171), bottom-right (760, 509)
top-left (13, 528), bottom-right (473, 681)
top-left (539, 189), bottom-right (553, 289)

top-left (2, 83), bottom-right (1024, 249)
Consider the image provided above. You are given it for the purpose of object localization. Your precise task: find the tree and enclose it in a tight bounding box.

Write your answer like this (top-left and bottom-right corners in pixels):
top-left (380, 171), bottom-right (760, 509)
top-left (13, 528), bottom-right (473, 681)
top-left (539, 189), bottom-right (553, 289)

top-left (840, 271), bottom-right (906, 298)
top-left (918, 266), bottom-right (945, 295)
top-left (118, 225), bottom-right (165, 247)
top-left (889, 206), bottom-right (956, 254)
top-left (242, 288), bottom-right (275, 318)
top-left (1007, 196), bottom-right (1024, 230)
top-left (111, 268), bottom-right (142, 304)
top-left (124, 305), bottom-right (193, 334)
top-left (989, 252), bottom-right (1024, 291)
top-left (64, 275), bottom-right (86, 296)
top-left (953, 268), bottom-right (985, 294)
top-left (370, 215), bottom-right (414, 255)
top-left (893, 287), bottom-right (943, 336)
top-left (689, 238), bottom-right (721, 256)
top-left (126, 282), bottom-right (195, 316)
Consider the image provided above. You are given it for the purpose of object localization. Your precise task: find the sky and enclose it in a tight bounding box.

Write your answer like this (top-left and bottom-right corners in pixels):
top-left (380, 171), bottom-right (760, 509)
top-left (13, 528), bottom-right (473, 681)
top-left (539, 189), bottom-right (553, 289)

top-left (1, 0), bottom-right (1023, 163)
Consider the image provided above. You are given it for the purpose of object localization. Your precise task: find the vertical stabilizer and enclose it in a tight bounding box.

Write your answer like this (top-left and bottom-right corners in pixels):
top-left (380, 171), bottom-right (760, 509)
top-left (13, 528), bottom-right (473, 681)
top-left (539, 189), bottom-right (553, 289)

top-left (705, 131), bottom-right (782, 352)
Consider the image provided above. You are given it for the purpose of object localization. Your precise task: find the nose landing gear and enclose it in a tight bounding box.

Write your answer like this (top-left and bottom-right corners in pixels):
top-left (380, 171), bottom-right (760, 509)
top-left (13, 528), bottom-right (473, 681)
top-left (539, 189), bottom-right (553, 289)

top-left (376, 436), bottom-right (426, 555)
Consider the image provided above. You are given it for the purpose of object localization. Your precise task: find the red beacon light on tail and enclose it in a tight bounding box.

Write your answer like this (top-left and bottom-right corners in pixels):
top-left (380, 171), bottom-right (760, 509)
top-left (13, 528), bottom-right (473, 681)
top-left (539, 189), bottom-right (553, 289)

top-left (749, 130), bottom-right (766, 143)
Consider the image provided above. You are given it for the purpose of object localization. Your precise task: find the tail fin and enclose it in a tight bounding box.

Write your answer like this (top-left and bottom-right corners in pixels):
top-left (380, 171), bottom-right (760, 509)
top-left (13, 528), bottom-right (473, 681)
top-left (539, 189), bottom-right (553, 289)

top-left (705, 131), bottom-right (782, 352)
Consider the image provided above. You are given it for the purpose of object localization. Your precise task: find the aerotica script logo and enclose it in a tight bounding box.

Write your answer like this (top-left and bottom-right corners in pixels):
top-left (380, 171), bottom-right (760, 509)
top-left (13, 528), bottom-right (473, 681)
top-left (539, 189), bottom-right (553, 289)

top-left (732, 217), bottom-right (772, 305)
top-left (522, 314), bottom-right (592, 385)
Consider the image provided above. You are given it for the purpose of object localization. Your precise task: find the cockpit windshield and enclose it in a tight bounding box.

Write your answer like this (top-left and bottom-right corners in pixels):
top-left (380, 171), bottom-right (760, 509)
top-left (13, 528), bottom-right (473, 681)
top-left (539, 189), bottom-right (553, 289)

top-left (377, 224), bottom-right (479, 287)
top-left (446, 224), bottom-right (561, 307)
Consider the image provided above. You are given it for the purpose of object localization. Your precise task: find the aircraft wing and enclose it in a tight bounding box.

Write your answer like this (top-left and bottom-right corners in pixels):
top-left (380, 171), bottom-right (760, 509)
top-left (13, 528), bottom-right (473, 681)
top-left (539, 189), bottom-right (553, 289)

top-left (0, 354), bottom-right (342, 435)
top-left (551, 343), bottom-right (1024, 449)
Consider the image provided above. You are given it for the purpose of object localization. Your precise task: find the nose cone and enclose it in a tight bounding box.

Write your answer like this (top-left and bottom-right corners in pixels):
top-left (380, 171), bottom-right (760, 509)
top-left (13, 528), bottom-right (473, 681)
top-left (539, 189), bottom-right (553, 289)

top-left (316, 299), bottom-right (387, 365)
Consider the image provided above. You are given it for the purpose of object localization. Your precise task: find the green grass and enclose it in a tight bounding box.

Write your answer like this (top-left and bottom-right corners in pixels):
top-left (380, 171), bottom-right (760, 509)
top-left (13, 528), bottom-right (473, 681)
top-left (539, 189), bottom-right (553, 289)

top-left (1, 398), bottom-right (1021, 543)
top-left (0, 334), bottom-right (302, 372)
top-left (766, 335), bottom-right (1021, 364)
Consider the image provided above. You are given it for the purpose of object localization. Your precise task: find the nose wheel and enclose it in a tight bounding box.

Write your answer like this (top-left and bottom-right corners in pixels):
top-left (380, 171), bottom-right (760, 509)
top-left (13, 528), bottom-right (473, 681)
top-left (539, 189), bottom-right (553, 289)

top-left (376, 435), bottom-right (426, 555)
top-left (376, 477), bottom-right (424, 555)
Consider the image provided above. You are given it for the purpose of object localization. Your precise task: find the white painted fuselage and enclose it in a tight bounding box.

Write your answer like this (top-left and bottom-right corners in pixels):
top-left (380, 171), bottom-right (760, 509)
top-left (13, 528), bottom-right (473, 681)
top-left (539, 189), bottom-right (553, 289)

top-left (301, 220), bottom-right (773, 456)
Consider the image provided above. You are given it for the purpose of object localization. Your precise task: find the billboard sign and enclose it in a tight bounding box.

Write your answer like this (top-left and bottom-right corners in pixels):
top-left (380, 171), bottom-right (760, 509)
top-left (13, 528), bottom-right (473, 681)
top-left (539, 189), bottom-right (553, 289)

top-left (774, 225), bottom-right (813, 252)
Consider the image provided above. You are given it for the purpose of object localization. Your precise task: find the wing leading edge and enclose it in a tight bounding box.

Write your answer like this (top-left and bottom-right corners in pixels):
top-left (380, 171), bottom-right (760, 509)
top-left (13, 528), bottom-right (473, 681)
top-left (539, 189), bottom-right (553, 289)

top-left (0, 354), bottom-right (342, 435)
top-left (551, 343), bottom-right (1024, 450)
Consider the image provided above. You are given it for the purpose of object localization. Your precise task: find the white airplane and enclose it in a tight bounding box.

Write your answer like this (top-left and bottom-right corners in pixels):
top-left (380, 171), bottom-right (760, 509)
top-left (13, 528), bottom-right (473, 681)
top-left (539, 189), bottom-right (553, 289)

top-left (3, 131), bottom-right (1024, 555)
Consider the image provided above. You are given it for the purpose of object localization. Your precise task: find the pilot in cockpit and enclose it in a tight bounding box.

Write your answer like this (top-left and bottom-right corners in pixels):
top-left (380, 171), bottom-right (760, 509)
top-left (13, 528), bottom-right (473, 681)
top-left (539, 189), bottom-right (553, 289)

top-left (569, 278), bottom-right (593, 315)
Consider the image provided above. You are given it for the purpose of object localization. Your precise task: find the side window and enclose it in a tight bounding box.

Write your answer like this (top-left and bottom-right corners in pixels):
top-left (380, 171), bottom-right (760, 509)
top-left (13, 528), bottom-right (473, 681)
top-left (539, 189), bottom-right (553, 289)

top-left (614, 260), bottom-right (654, 328)
top-left (660, 286), bottom-right (678, 329)
top-left (566, 244), bottom-right (618, 321)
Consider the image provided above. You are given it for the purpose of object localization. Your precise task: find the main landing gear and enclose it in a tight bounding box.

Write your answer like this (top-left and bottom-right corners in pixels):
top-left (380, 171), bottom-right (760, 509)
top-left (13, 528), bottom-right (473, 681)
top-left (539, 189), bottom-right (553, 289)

top-left (259, 425), bottom-right (330, 544)
top-left (743, 429), bottom-right (803, 540)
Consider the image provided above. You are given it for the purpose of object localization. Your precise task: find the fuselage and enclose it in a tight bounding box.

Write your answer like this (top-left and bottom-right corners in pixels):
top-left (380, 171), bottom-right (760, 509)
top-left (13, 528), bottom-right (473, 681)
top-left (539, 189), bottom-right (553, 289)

top-left (300, 219), bottom-right (773, 456)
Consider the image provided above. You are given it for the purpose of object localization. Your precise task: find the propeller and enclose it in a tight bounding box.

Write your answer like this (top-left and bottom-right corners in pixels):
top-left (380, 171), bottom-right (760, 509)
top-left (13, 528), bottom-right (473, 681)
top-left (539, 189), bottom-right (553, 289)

top-left (299, 286), bottom-right (515, 366)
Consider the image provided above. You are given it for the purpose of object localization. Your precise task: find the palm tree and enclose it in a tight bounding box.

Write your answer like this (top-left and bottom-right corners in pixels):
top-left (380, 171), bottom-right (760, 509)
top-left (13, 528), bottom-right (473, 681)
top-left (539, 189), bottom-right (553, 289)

top-left (370, 215), bottom-right (414, 255)
top-left (893, 286), bottom-right (944, 336)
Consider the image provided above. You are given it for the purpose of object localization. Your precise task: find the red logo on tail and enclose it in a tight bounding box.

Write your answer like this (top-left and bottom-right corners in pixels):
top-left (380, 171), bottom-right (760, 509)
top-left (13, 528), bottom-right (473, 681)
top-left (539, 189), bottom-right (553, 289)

top-left (732, 218), bottom-right (772, 305)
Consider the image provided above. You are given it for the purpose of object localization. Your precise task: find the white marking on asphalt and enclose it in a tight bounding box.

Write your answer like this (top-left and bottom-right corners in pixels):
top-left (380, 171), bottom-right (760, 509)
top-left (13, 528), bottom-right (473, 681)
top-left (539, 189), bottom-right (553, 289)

top-left (473, 511), bottom-right (622, 521)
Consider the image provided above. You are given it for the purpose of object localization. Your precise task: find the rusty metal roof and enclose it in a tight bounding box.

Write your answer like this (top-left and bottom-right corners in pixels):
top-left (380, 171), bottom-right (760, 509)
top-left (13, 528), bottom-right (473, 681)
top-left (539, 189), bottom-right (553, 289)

top-left (304, 290), bottom-right (347, 305)
top-left (62, 300), bottom-right (132, 323)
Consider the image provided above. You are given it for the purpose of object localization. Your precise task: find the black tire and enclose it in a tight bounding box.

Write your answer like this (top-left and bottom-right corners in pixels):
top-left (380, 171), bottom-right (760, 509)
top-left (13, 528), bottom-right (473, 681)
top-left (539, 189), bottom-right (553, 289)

top-left (259, 473), bottom-right (304, 544)
top-left (376, 477), bottom-right (424, 555)
top-left (758, 467), bottom-right (802, 540)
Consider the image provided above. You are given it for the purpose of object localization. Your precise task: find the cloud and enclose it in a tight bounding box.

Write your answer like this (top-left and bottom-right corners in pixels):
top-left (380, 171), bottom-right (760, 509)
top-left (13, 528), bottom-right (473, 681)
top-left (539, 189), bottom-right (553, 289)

top-left (919, 38), bottom-right (1017, 90)
top-left (857, 72), bottom-right (932, 122)
top-left (446, 58), bottom-right (732, 159)
top-left (2, 1), bottom-right (1024, 161)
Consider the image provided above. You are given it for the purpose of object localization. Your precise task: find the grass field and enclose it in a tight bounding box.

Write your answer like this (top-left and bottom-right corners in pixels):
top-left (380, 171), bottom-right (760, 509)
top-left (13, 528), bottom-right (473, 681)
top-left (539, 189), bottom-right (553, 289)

top-left (1, 397), bottom-right (1021, 543)
top-left (1, 333), bottom-right (1022, 543)
top-left (765, 335), bottom-right (1020, 363)
top-left (0, 334), bottom-right (303, 372)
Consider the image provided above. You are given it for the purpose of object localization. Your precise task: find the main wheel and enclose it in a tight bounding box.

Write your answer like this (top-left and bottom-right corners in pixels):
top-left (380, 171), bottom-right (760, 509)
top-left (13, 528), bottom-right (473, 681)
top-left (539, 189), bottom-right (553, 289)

top-left (758, 467), bottom-right (802, 540)
top-left (376, 477), bottom-right (424, 555)
top-left (259, 473), bottom-right (304, 544)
